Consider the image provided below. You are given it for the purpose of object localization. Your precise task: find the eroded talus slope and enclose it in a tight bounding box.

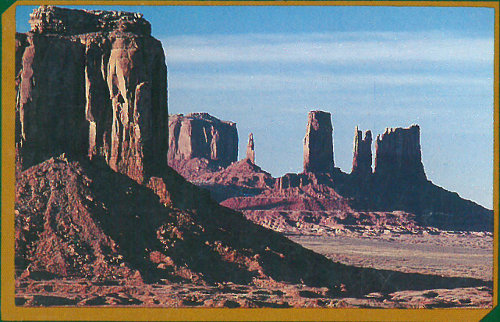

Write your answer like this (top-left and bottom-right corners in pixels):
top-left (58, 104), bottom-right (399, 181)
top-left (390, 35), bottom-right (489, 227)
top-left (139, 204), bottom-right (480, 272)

top-left (16, 156), bottom-right (490, 296)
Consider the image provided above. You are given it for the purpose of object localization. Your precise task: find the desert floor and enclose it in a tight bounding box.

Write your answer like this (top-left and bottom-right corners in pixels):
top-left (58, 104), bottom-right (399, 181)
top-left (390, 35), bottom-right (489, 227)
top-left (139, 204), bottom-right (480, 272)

top-left (15, 230), bottom-right (494, 308)
top-left (289, 231), bottom-right (493, 281)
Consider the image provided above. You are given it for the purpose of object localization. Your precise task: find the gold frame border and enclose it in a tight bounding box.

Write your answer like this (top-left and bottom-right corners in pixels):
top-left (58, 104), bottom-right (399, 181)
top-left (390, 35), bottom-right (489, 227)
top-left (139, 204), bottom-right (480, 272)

top-left (2, 1), bottom-right (499, 321)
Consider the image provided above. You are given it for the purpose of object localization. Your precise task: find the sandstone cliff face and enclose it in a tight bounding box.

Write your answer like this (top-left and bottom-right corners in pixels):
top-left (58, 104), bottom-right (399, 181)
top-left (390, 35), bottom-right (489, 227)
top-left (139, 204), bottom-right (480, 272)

top-left (303, 111), bottom-right (334, 173)
top-left (246, 133), bottom-right (255, 164)
top-left (374, 125), bottom-right (426, 181)
top-left (168, 113), bottom-right (238, 167)
top-left (16, 6), bottom-right (168, 184)
top-left (351, 127), bottom-right (372, 176)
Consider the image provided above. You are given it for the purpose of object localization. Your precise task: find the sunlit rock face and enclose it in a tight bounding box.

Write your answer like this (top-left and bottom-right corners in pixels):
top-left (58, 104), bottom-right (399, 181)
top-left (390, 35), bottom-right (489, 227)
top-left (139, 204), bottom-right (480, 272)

top-left (168, 113), bottom-right (238, 167)
top-left (16, 6), bottom-right (168, 183)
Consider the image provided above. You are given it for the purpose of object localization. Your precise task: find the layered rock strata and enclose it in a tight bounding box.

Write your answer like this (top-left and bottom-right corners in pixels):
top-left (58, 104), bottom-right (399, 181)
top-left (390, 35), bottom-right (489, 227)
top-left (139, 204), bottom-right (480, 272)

top-left (303, 111), bottom-right (334, 173)
top-left (168, 113), bottom-right (238, 167)
top-left (374, 125), bottom-right (426, 181)
top-left (16, 6), bottom-right (168, 183)
top-left (351, 127), bottom-right (372, 176)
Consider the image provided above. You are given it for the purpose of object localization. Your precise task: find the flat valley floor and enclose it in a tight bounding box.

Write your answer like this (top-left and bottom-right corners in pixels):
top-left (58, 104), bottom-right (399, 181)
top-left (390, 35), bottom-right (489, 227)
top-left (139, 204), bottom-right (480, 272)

top-left (289, 231), bottom-right (493, 281)
top-left (15, 230), bottom-right (494, 308)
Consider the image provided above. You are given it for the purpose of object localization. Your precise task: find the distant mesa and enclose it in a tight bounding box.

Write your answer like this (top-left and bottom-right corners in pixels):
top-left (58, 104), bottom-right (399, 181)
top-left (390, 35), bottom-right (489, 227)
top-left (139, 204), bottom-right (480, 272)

top-left (303, 110), bottom-right (335, 173)
top-left (350, 124), bottom-right (426, 182)
top-left (168, 113), bottom-right (238, 168)
top-left (374, 125), bottom-right (427, 182)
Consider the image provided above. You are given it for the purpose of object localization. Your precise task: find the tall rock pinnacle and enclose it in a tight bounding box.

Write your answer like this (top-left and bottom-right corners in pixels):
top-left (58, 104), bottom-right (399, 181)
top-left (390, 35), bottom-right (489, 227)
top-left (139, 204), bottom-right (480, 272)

top-left (374, 125), bottom-right (426, 181)
top-left (352, 127), bottom-right (372, 176)
top-left (15, 6), bottom-right (168, 183)
top-left (246, 133), bottom-right (256, 164)
top-left (303, 110), bottom-right (334, 173)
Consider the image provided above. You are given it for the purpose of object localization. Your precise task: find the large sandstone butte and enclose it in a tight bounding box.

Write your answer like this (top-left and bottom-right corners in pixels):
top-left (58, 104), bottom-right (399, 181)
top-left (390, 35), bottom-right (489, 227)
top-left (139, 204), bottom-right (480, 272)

top-left (16, 5), bottom-right (168, 184)
top-left (351, 127), bottom-right (372, 176)
top-left (303, 111), bottom-right (334, 173)
top-left (168, 113), bottom-right (238, 167)
top-left (374, 125), bottom-right (426, 182)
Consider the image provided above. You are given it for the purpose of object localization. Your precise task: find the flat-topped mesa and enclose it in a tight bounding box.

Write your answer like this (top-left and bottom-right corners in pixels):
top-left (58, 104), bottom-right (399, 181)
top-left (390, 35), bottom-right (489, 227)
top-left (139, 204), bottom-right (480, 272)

top-left (29, 5), bottom-right (151, 36)
top-left (168, 113), bottom-right (238, 167)
top-left (374, 125), bottom-right (426, 181)
top-left (351, 127), bottom-right (372, 176)
top-left (246, 133), bottom-right (255, 164)
top-left (16, 6), bottom-right (167, 184)
top-left (303, 111), bottom-right (334, 173)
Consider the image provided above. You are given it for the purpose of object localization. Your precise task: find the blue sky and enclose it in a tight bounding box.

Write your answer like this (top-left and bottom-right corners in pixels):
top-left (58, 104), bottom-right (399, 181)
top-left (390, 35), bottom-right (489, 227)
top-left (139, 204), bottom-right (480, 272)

top-left (16, 5), bottom-right (495, 208)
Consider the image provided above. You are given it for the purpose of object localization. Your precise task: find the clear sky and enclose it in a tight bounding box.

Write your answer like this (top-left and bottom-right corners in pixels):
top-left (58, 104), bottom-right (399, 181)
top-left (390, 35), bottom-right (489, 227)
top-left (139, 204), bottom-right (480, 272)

top-left (16, 5), bottom-right (495, 208)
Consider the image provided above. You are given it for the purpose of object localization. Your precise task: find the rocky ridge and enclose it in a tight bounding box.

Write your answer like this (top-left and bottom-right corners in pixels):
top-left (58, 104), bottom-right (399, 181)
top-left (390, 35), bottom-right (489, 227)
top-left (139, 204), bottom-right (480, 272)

top-left (17, 6), bottom-right (368, 299)
top-left (168, 111), bottom-right (492, 233)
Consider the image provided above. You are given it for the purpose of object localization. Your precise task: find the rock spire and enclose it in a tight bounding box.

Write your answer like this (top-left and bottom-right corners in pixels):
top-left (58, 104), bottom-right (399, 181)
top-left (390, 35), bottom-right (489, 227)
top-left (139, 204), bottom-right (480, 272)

top-left (246, 133), bottom-right (255, 164)
top-left (303, 111), bottom-right (334, 173)
top-left (351, 127), bottom-right (372, 176)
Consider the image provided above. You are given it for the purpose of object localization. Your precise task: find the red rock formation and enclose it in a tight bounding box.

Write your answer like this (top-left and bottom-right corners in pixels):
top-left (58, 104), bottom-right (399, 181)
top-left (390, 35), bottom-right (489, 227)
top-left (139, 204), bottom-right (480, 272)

top-left (16, 6), bottom-right (168, 184)
top-left (14, 7), bottom-right (493, 308)
top-left (168, 113), bottom-right (238, 168)
top-left (246, 133), bottom-right (255, 164)
top-left (374, 125), bottom-right (426, 181)
top-left (303, 111), bottom-right (334, 173)
top-left (351, 127), bottom-right (372, 176)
